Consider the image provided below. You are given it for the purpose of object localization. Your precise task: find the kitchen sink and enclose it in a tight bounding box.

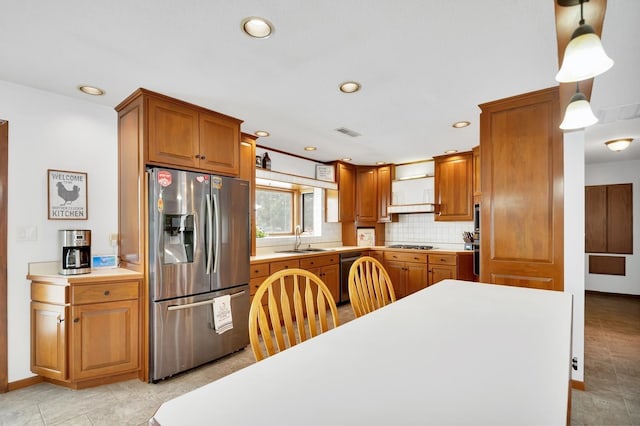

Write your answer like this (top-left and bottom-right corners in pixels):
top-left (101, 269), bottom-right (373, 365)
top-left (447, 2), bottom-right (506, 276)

top-left (274, 248), bottom-right (335, 254)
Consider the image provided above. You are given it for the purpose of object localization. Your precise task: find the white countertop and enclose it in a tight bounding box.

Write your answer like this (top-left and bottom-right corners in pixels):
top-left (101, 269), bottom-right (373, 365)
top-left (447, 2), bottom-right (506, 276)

top-left (151, 280), bottom-right (573, 426)
top-left (27, 261), bottom-right (142, 282)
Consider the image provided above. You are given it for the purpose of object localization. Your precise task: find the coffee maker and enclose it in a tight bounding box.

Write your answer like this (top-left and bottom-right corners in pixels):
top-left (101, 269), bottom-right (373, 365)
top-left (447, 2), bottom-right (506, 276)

top-left (59, 230), bottom-right (91, 275)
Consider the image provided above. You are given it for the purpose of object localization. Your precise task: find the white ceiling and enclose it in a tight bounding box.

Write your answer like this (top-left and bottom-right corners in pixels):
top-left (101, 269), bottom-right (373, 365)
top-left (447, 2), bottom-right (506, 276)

top-left (1, 0), bottom-right (638, 165)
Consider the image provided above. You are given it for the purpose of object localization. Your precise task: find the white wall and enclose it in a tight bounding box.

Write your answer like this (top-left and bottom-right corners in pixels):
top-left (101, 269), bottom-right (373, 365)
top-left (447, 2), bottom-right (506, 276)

top-left (1, 80), bottom-right (118, 382)
top-left (585, 159), bottom-right (640, 295)
top-left (564, 131), bottom-right (585, 383)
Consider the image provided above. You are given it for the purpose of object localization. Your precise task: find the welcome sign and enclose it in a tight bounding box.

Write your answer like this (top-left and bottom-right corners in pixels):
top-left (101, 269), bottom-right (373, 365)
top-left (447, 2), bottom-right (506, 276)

top-left (48, 169), bottom-right (88, 220)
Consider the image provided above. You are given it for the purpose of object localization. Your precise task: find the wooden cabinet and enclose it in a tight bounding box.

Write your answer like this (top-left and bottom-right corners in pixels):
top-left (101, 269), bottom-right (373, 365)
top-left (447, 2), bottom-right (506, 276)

top-left (336, 162), bottom-right (356, 222)
top-left (427, 253), bottom-right (474, 285)
top-left (472, 145), bottom-right (481, 205)
top-left (300, 254), bottom-right (340, 304)
top-left (356, 166), bottom-right (378, 223)
top-left (249, 262), bottom-right (270, 298)
top-left (377, 165), bottom-right (393, 223)
top-left (30, 275), bottom-right (142, 389)
top-left (240, 133), bottom-right (257, 256)
top-left (31, 301), bottom-right (67, 381)
top-left (144, 91), bottom-right (241, 175)
top-left (383, 251), bottom-right (428, 299)
top-left (116, 88), bottom-right (243, 274)
top-left (479, 87), bottom-right (563, 291)
top-left (434, 151), bottom-right (473, 221)
top-left (585, 184), bottom-right (633, 254)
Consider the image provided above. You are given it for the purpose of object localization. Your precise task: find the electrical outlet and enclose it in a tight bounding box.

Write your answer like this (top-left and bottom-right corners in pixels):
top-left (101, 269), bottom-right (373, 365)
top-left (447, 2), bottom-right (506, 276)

top-left (109, 233), bottom-right (119, 246)
top-left (17, 226), bottom-right (37, 241)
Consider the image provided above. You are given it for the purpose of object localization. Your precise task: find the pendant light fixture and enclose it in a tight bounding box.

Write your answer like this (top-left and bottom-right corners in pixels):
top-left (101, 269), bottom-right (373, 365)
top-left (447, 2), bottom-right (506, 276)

top-left (560, 83), bottom-right (598, 130)
top-left (555, 0), bottom-right (614, 83)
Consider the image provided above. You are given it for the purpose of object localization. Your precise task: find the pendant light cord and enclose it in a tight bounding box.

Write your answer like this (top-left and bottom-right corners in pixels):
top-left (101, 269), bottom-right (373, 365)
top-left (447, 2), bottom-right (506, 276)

top-left (579, 0), bottom-right (586, 25)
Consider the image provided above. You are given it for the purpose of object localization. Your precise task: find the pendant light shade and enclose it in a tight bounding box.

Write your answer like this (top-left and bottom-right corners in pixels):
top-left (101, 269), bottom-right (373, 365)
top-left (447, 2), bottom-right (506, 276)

top-left (560, 89), bottom-right (598, 130)
top-left (555, 24), bottom-right (614, 82)
top-left (555, 0), bottom-right (614, 83)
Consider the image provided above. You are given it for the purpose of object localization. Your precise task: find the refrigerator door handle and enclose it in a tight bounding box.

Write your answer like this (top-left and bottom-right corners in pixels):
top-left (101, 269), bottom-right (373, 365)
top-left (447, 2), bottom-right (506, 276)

top-left (213, 192), bottom-right (221, 274)
top-left (205, 193), bottom-right (213, 274)
top-left (166, 290), bottom-right (247, 311)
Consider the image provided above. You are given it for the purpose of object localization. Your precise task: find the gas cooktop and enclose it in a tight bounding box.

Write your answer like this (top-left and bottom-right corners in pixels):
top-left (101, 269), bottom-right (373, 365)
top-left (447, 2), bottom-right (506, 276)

top-left (386, 244), bottom-right (434, 250)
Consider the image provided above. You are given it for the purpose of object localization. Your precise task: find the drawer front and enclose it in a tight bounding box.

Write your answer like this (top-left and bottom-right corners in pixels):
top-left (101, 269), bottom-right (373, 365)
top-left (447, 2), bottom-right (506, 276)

top-left (428, 254), bottom-right (457, 266)
top-left (250, 262), bottom-right (270, 278)
top-left (383, 251), bottom-right (428, 264)
top-left (270, 259), bottom-right (300, 274)
top-left (71, 281), bottom-right (139, 305)
top-left (31, 282), bottom-right (69, 304)
top-left (250, 276), bottom-right (267, 296)
top-left (299, 254), bottom-right (339, 269)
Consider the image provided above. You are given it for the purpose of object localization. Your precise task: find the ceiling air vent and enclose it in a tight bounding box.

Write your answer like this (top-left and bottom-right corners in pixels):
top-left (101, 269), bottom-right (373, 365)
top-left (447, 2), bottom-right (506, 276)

top-left (335, 127), bottom-right (361, 138)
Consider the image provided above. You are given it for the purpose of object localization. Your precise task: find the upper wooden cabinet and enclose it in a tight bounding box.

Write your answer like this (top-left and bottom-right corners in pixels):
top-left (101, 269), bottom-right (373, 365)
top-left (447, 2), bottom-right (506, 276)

top-left (479, 86), bottom-right (563, 291)
top-left (377, 165), bottom-right (393, 223)
top-left (585, 184), bottom-right (633, 254)
top-left (240, 134), bottom-right (257, 256)
top-left (472, 145), bottom-right (481, 205)
top-left (434, 151), bottom-right (473, 221)
top-left (115, 88), bottom-right (243, 272)
top-left (119, 88), bottom-right (242, 177)
top-left (336, 162), bottom-right (355, 222)
top-left (356, 166), bottom-right (378, 223)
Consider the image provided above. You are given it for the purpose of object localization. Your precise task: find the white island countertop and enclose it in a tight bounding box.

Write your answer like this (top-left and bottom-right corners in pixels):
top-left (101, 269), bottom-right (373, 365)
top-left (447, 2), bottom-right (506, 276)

top-left (151, 280), bottom-right (573, 426)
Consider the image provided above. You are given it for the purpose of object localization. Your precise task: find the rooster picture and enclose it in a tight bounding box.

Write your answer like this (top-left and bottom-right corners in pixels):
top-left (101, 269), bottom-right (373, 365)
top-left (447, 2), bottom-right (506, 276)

top-left (57, 182), bottom-right (81, 205)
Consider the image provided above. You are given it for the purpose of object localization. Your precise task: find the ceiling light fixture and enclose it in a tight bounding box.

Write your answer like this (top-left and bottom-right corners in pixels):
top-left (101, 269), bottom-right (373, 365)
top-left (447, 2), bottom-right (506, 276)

top-left (559, 83), bottom-right (598, 130)
top-left (341, 158), bottom-right (352, 162)
top-left (452, 121), bottom-right (470, 128)
top-left (555, 0), bottom-right (614, 82)
top-left (78, 85), bottom-right (104, 96)
top-left (241, 17), bottom-right (274, 39)
top-left (605, 138), bottom-right (633, 152)
top-left (339, 81), bottom-right (361, 94)
top-left (304, 146), bottom-right (317, 151)
top-left (444, 150), bottom-right (458, 154)
top-left (375, 161), bottom-right (386, 165)
top-left (255, 130), bottom-right (270, 137)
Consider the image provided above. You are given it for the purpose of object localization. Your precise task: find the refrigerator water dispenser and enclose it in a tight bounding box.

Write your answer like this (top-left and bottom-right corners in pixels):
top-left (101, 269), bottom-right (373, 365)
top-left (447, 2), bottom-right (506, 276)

top-left (163, 214), bottom-right (194, 264)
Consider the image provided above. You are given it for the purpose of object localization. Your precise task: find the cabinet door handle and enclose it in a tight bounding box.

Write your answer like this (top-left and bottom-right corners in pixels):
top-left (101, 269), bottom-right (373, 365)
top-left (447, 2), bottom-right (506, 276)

top-left (195, 154), bottom-right (200, 159)
top-left (200, 155), bottom-right (206, 160)
top-left (104, 290), bottom-right (111, 296)
top-left (73, 318), bottom-right (80, 323)
top-left (57, 316), bottom-right (64, 324)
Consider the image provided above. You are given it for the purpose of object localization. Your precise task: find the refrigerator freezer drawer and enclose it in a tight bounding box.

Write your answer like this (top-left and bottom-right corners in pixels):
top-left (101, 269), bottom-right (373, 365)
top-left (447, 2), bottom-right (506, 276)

top-left (150, 285), bottom-right (250, 382)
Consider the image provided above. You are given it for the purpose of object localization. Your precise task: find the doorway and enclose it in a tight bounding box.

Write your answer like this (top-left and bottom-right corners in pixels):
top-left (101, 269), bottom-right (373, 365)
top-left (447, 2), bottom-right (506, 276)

top-left (1, 119), bottom-right (7, 393)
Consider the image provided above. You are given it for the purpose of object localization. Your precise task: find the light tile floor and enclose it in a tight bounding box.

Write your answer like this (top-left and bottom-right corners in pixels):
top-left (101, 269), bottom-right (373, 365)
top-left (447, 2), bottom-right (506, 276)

top-left (1, 294), bottom-right (638, 425)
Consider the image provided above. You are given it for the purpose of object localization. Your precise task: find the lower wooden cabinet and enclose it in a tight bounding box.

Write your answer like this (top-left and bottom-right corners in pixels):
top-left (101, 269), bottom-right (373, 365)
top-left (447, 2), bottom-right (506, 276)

top-left (383, 252), bottom-right (429, 299)
top-left (30, 275), bottom-right (142, 389)
top-left (428, 253), bottom-right (474, 286)
top-left (300, 254), bottom-right (340, 304)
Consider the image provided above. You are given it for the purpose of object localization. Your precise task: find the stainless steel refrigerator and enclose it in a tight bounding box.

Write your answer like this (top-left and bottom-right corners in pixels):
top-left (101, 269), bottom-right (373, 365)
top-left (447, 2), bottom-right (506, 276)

top-left (148, 167), bottom-right (250, 382)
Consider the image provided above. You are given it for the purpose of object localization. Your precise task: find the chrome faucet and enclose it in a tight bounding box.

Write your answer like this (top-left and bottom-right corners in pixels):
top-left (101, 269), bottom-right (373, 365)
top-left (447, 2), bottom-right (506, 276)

top-left (294, 225), bottom-right (302, 250)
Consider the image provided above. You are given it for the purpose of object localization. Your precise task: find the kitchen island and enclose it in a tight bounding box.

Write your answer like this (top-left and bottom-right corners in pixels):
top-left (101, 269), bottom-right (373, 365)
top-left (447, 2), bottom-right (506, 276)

top-left (151, 279), bottom-right (573, 425)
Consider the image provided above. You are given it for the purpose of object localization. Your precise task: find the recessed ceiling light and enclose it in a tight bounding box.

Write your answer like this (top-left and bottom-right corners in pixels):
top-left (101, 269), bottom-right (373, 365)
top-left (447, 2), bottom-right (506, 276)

top-left (255, 130), bottom-right (270, 137)
top-left (78, 85), bottom-right (104, 96)
top-left (304, 146), bottom-right (317, 151)
top-left (375, 161), bottom-right (386, 165)
top-left (342, 158), bottom-right (352, 162)
top-left (452, 121), bottom-right (470, 128)
top-left (605, 138), bottom-right (633, 152)
top-left (339, 81), bottom-right (361, 93)
top-left (444, 150), bottom-right (458, 154)
top-left (241, 17), bottom-right (274, 39)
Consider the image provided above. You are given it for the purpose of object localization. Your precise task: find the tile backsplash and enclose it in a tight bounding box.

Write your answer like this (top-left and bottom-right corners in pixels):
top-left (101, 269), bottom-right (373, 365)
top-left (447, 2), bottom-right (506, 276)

top-left (385, 213), bottom-right (473, 250)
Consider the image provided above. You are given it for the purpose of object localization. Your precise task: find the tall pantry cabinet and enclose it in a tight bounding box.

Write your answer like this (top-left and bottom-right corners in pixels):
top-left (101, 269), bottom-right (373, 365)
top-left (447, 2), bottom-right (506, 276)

top-left (115, 88), bottom-right (243, 381)
top-left (479, 86), bottom-right (564, 291)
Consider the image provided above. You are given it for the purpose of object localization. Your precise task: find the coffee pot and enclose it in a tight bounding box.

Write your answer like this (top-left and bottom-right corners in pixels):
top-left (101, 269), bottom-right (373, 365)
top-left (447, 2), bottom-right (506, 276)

top-left (59, 230), bottom-right (91, 275)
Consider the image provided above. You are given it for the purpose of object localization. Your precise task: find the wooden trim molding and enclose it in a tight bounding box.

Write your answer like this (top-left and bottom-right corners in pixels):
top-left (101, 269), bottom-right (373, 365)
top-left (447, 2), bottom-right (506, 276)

top-left (8, 375), bottom-right (43, 392)
top-left (0, 119), bottom-right (7, 393)
top-left (572, 380), bottom-right (586, 391)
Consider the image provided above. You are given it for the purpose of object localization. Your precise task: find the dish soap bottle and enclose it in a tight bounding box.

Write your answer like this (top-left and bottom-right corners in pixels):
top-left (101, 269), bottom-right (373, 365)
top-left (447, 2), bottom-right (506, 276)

top-left (262, 152), bottom-right (271, 170)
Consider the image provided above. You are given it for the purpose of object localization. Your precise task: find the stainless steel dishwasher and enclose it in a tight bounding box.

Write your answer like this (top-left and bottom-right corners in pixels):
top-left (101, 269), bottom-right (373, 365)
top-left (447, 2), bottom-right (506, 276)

top-left (339, 251), bottom-right (364, 304)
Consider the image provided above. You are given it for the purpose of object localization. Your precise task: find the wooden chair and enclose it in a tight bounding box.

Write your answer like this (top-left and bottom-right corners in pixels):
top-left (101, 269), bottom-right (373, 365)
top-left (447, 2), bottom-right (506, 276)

top-left (249, 268), bottom-right (339, 362)
top-left (348, 256), bottom-right (396, 318)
